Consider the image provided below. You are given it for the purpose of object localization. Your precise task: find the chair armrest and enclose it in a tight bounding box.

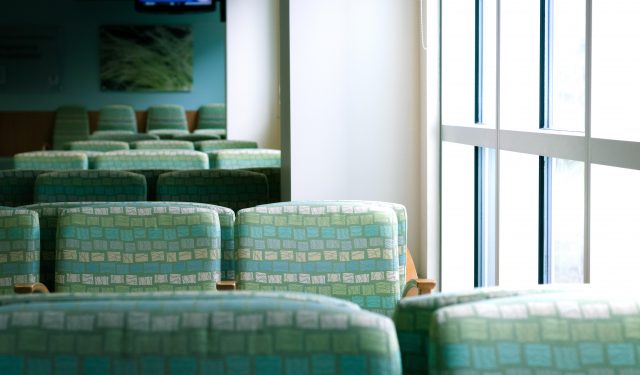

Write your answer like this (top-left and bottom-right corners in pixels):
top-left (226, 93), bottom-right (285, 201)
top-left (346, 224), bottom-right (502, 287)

top-left (416, 278), bottom-right (436, 295)
top-left (14, 282), bottom-right (50, 294)
top-left (403, 248), bottom-right (437, 297)
top-left (216, 280), bottom-right (236, 291)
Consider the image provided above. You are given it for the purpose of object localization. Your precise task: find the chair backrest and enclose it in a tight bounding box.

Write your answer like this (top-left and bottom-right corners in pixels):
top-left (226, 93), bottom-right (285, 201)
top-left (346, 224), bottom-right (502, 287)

top-left (243, 167), bottom-right (281, 203)
top-left (146, 104), bottom-right (189, 136)
top-left (34, 170), bottom-right (147, 203)
top-left (132, 140), bottom-right (195, 150)
top-left (235, 201), bottom-right (400, 316)
top-left (209, 149), bottom-right (281, 170)
top-left (157, 169), bottom-right (269, 212)
top-left (55, 203), bottom-right (222, 292)
top-left (196, 103), bottom-right (225, 130)
top-left (0, 170), bottom-right (47, 207)
top-left (94, 150), bottom-right (209, 170)
top-left (97, 104), bottom-right (137, 133)
top-left (195, 140), bottom-right (258, 153)
top-left (173, 133), bottom-right (221, 142)
top-left (0, 291), bottom-right (402, 374)
top-left (127, 169), bottom-right (173, 201)
top-left (67, 140), bottom-right (130, 152)
top-left (52, 106), bottom-right (90, 150)
top-left (0, 207), bottom-right (40, 293)
top-left (89, 132), bottom-right (160, 144)
top-left (14, 151), bottom-right (88, 170)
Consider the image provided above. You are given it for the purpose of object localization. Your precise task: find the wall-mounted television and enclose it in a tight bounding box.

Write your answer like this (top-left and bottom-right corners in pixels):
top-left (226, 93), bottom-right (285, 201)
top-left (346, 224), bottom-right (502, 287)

top-left (135, 0), bottom-right (216, 13)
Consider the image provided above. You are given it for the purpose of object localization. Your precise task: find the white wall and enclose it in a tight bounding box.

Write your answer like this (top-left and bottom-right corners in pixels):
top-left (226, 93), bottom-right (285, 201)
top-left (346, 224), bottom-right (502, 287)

top-left (283, 0), bottom-right (425, 273)
top-left (226, 0), bottom-right (281, 149)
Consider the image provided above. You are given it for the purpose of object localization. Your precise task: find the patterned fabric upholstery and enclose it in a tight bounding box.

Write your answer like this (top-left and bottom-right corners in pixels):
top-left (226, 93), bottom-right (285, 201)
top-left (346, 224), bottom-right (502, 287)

top-left (52, 106), bottom-right (90, 150)
top-left (67, 140), bottom-right (130, 152)
top-left (393, 285), bottom-right (588, 374)
top-left (55, 204), bottom-right (222, 292)
top-left (209, 149), bottom-right (281, 170)
top-left (173, 133), bottom-right (221, 142)
top-left (0, 207), bottom-right (39, 293)
top-left (14, 151), bottom-right (88, 170)
top-left (244, 167), bottom-right (282, 203)
top-left (195, 103), bottom-right (225, 132)
top-left (235, 201), bottom-right (400, 316)
top-left (132, 140), bottom-right (195, 151)
top-left (0, 291), bottom-right (401, 374)
top-left (96, 104), bottom-right (137, 134)
top-left (34, 170), bottom-right (147, 203)
top-left (126, 169), bottom-right (173, 201)
top-left (157, 169), bottom-right (269, 212)
top-left (94, 150), bottom-right (208, 170)
top-left (0, 170), bottom-right (47, 207)
top-left (146, 105), bottom-right (189, 137)
top-left (89, 132), bottom-right (160, 144)
top-left (196, 139), bottom-right (258, 152)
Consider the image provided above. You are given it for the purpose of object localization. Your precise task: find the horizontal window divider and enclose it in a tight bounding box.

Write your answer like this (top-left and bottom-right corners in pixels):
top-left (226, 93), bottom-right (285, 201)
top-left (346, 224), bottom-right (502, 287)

top-left (591, 138), bottom-right (640, 171)
top-left (442, 125), bottom-right (497, 148)
top-left (500, 129), bottom-right (586, 161)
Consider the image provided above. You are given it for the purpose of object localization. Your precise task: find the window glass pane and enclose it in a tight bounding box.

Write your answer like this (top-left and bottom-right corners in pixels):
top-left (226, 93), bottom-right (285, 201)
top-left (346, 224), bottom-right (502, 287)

top-left (442, 0), bottom-right (475, 125)
top-left (550, 158), bottom-right (584, 282)
top-left (441, 142), bottom-right (475, 292)
top-left (592, 0), bottom-right (640, 141)
top-left (499, 151), bottom-right (538, 286)
top-left (500, 0), bottom-right (540, 130)
top-left (591, 165), bottom-right (640, 286)
top-left (481, 0), bottom-right (497, 126)
top-left (478, 148), bottom-right (497, 285)
top-left (549, 0), bottom-right (585, 132)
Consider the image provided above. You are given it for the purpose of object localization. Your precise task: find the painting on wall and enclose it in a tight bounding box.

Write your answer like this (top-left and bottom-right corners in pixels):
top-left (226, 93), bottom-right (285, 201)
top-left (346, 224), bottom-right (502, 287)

top-left (100, 25), bottom-right (193, 92)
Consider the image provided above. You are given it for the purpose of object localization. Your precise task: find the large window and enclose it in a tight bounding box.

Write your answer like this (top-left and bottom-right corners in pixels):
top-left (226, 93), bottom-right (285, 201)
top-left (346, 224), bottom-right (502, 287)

top-left (440, 0), bottom-right (640, 290)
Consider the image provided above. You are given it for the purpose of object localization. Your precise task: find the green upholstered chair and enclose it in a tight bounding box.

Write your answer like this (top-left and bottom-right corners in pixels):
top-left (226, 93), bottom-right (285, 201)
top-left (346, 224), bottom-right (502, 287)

top-left (173, 133), bottom-right (221, 142)
top-left (209, 149), bottom-right (281, 170)
top-left (34, 170), bottom-right (147, 203)
top-left (67, 140), bottom-right (130, 152)
top-left (243, 167), bottom-right (281, 203)
top-left (21, 201), bottom-right (236, 290)
top-left (146, 104), bottom-right (189, 138)
top-left (235, 201), bottom-right (400, 316)
top-left (127, 169), bottom-right (173, 201)
top-left (0, 207), bottom-right (40, 293)
top-left (194, 103), bottom-right (226, 138)
top-left (52, 106), bottom-right (90, 150)
top-left (0, 170), bottom-right (47, 207)
top-left (195, 139), bottom-right (258, 152)
top-left (94, 150), bottom-right (209, 170)
top-left (14, 151), bottom-right (88, 170)
top-left (157, 169), bottom-right (269, 212)
top-left (55, 203), bottom-right (222, 292)
top-left (89, 132), bottom-right (160, 145)
top-left (96, 104), bottom-right (137, 134)
top-left (132, 140), bottom-right (195, 151)
top-left (0, 291), bottom-right (401, 374)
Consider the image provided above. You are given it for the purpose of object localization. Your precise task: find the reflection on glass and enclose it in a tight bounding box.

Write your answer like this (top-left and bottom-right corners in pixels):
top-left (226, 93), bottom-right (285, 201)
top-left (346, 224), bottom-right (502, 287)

top-left (592, 0), bottom-right (640, 141)
top-left (442, 0), bottom-right (475, 125)
top-left (550, 0), bottom-right (585, 132)
top-left (550, 159), bottom-right (584, 282)
top-left (441, 142), bottom-right (475, 292)
top-left (499, 151), bottom-right (538, 287)
top-left (500, 0), bottom-right (540, 130)
top-left (591, 165), bottom-right (640, 286)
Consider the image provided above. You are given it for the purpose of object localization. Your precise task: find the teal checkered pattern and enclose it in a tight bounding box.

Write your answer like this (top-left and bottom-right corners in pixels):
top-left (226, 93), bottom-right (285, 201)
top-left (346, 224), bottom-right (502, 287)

top-left (126, 169), bottom-right (173, 201)
top-left (196, 103), bottom-right (225, 130)
top-left (0, 291), bottom-right (401, 374)
top-left (52, 106), bottom-right (90, 150)
top-left (133, 140), bottom-right (195, 151)
top-left (94, 150), bottom-right (208, 170)
top-left (14, 151), bottom-right (88, 170)
top-left (235, 202), bottom-right (400, 316)
top-left (67, 140), bottom-right (130, 152)
top-left (55, 204), bottom-right (222, 292)
top-left (209, 149), bottom-right (281, 170)
top-left (243, 167), bottom-right (281, 203)
top-left (89, 133), bottom-right (160, 146)
top-left (0, 170), bottom-right (47, 207)
top-left (96, 105), bottom-right (137, 134)
top-left (173, 133), bottom-right (221, 142)
top-left (196, 140), bottom-right (258, 152)
top-left (157, 170), bottom-right (269, 212)
top-left (0, 207), bottom-right (40, 293)
top-left (34, 170), bottom-right (147, 203)
top-left (146, 105), bottom-right (189, 138)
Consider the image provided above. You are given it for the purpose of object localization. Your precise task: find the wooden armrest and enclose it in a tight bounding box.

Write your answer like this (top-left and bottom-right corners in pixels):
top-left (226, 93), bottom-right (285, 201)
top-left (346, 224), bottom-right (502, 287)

top-left (216, 280), bottom-right (236, 291)
top-left (14, 282), bottom-right (50, 294)
top-left (403, 248), bottom-right (437, 297)
top-left (416, 278), bottom-right (436, 295)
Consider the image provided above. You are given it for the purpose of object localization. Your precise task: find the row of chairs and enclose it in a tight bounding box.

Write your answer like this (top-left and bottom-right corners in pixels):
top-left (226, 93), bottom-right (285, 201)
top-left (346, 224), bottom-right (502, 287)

top-left (0, 169), bottom-right (281, 210)
top-left (1, 200), bottom-right (410, 317)
top-left (66, 139), bottom-right (258, 152)
top-left (53, 104), bottom-right (225, 150)
top-left (13, 149), bottom-right (281, 170)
